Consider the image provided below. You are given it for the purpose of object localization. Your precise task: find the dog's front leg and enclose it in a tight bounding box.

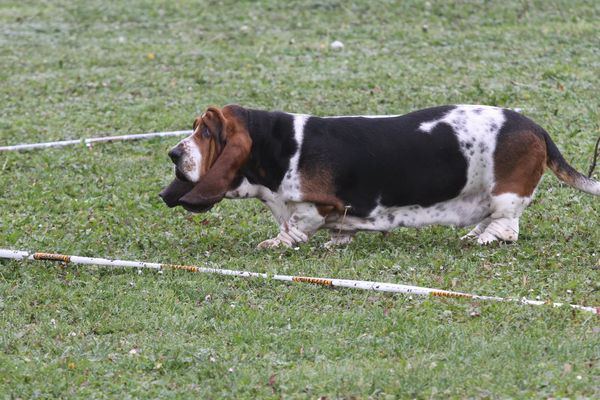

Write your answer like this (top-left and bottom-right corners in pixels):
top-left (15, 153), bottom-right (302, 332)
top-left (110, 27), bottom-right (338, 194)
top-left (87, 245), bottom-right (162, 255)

top-left (258, 203), bottom-right (325, 249)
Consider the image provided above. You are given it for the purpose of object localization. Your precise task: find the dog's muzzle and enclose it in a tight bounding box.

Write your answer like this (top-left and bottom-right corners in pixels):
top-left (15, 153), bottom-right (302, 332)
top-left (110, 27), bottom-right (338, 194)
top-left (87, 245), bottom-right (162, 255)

top-left (159, 175), bottom-right (215, 213)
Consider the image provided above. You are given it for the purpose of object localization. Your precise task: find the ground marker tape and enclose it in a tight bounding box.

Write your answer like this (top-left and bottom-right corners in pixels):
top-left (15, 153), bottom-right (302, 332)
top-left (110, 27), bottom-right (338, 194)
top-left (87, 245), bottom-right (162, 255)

top-left (0, 130), bottom-right (191, 152)
top-left (1, 249), bottom-right (598, 315)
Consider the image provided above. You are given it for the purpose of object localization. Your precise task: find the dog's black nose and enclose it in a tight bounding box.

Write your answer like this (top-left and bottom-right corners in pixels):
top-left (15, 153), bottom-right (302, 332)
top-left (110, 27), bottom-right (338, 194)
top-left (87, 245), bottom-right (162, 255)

top-left (168, 146), bottom-right (183, 164)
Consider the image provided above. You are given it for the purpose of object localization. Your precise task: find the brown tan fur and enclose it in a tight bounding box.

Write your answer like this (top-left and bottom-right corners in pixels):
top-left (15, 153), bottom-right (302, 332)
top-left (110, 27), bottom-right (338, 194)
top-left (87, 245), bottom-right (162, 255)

top-left (547, 158), bottom-right (579, 185)
top-left (300, 168), bottom-right (345, 215)
top-left (492, 130), bottom-right (547, 197)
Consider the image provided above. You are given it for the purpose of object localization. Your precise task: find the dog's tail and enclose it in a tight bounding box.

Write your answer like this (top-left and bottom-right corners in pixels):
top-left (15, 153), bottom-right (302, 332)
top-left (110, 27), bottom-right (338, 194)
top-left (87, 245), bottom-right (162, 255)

top-left (543, 131), bottom-right (600, 196)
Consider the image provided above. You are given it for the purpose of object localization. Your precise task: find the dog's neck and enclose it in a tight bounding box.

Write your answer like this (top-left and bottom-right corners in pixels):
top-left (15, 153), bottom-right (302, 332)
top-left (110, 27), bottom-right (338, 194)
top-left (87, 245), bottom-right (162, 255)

top-left (236, 108), bottom-right (298, 192)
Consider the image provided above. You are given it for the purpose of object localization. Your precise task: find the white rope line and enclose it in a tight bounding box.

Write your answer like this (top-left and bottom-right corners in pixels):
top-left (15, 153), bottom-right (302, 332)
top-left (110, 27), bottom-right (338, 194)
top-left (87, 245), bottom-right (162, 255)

top-left (0, 130), bottom-right (192, 152)
top-left (1, 249), bottom-right (597, 315)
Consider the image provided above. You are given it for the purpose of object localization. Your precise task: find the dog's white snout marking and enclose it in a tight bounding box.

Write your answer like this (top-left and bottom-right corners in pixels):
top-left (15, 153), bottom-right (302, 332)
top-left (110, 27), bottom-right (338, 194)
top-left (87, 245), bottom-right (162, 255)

top-left (176, 137), bottom-right (202, 182)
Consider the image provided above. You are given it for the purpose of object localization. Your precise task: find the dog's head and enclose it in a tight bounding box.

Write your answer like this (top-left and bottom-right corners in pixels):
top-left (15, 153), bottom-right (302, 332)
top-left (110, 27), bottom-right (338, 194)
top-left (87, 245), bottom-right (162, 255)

top-left (159, 105), bottom-right (251, 213)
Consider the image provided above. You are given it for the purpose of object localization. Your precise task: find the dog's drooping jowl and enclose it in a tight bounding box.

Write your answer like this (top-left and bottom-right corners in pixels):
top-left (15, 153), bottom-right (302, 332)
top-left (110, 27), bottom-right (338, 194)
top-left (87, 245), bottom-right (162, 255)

top-left (159, 104), bottom-right (599, 248)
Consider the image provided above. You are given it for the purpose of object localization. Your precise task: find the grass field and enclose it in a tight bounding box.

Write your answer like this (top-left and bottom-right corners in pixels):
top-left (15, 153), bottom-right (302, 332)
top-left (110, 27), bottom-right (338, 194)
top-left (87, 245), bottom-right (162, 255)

top-left (1, 0), bottom-right (599, 398)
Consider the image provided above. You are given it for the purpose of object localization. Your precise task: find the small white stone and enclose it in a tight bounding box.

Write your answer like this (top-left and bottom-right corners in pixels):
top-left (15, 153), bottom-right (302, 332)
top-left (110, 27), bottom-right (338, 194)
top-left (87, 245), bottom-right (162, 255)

top-left (330, 40), bottom-right (344, 50)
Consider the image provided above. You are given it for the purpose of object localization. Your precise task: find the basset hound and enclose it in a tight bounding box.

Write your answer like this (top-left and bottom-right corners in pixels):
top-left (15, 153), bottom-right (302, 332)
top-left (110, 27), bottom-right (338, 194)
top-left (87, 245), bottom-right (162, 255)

top-left (159, 104), bottom-right (599, 248)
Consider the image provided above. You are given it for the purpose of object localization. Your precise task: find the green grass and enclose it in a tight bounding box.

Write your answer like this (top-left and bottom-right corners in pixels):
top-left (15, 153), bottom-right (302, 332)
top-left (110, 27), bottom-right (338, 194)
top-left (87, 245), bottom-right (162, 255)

top-left (1, 0), bottom-right (599, 398)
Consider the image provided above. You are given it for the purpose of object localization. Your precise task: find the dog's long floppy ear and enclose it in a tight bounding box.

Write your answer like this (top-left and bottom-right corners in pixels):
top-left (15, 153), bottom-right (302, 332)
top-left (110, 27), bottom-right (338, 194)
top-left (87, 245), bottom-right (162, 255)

top-left (179, 106), bottom-right (252, 208)
top-left (201, 107), bottom-right (224, 142)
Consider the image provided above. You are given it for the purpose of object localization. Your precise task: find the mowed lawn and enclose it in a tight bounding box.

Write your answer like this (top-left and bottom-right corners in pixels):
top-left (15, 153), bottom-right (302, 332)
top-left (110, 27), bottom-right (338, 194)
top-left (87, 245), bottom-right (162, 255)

top-left (1, 0), bottom-right (599, 398)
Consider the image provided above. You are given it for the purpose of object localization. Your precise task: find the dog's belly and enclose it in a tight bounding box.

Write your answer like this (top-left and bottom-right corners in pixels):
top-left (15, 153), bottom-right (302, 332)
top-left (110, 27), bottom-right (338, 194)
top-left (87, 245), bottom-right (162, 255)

top-left (323, 193), bottom-right (491, 231)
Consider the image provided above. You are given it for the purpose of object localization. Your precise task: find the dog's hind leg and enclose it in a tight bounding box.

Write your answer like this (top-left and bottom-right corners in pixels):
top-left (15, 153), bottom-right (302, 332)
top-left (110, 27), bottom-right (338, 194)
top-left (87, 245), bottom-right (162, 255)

top-left (476, 193), bottom-right (530, 244)
top-left (475, 127), bottom-right (547, 244)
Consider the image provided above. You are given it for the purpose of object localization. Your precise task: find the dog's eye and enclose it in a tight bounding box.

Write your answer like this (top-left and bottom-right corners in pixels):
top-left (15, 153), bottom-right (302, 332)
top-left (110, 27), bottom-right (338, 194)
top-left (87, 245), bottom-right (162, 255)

top-left (201, 127), bottom-right (210, 138)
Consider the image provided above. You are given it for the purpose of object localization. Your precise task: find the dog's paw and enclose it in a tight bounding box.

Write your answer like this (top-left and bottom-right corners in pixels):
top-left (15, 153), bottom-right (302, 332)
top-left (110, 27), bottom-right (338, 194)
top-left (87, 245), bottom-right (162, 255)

top-left (476, 232), bottom-right (498, 245)
top-left (257, 238), bottom-right (292, 249)
top-left (460, 232), bottom-right (478, 241)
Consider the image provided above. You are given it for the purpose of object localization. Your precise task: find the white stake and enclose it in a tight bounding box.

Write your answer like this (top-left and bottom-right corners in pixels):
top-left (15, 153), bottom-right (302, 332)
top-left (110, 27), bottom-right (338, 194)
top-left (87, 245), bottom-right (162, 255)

top-left (0, 249), bottom-right (597, 315)
top-left (0, 130), bottom-right (191, 152)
